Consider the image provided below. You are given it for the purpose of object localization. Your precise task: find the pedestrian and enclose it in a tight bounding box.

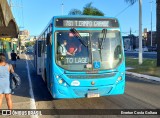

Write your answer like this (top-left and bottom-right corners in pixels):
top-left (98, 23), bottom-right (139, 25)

top-left (0, 53), bottom-right (14, 110)
top-left (10, 50), bottom-right (17, 69)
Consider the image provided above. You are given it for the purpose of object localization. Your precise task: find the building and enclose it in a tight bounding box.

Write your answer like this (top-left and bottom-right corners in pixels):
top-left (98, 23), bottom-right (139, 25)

top-left (123, 34), bottom-right (149, 51)
top-left (146, 31), bottom-right (157, 47)
top-left (18, 30), bottom-right (30, 52)
top-left (19, 30), bottom-right (30, 37)
top-left (123, 35), bottom-right (138, 51)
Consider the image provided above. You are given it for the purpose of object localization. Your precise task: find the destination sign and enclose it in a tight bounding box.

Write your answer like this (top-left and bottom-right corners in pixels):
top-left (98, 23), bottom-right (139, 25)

top-left (64, 57), bottom-right (89, 64)
top-left (56, 18), bottom-right (119, 28)
top-left (63, 20), bottom-right (109, 27)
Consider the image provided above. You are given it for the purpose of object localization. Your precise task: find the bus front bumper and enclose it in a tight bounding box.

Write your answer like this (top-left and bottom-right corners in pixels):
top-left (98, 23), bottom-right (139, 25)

top-left (52, 80), bottom-right (125, 99)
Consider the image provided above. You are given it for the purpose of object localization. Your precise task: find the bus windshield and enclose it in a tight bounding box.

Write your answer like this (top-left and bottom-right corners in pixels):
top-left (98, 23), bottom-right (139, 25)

top-left (55, 30), bottom-right (123, 71)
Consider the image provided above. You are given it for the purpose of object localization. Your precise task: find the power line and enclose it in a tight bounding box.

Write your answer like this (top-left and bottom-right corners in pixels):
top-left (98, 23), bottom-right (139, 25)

top-left (114, 0), bottom-right (140, 18)
top-left (114, 4), bottom-right (132, 17)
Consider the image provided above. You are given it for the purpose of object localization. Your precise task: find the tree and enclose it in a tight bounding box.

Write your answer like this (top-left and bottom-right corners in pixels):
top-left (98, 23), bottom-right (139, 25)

top-left (25, 41), bottom-right (35, 47)
top-left (68, 2), bottom-right (104, 16)
top-left (68, 9), bottom-right (82, 15)
top-left (124, 0), bottom-right (137, 5)
top-left (83, 2), bottom-right (104, 16)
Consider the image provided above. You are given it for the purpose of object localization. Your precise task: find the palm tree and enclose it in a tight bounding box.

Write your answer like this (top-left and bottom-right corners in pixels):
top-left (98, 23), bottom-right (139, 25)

top-left (68, 2), bottom-right (104, 16)
top-left (125, 0), bottom-right (137, 5)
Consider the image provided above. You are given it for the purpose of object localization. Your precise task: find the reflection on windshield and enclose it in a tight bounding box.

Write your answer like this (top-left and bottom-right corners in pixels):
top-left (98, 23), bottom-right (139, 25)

top-left (55, 30), bottom-right (123, 71)
top-left (70, 28), bottom-right (88, 47)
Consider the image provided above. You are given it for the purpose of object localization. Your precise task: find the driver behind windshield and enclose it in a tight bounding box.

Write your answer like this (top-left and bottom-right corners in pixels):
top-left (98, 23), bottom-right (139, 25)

top-left (58, 40), bottom-right (76, 56)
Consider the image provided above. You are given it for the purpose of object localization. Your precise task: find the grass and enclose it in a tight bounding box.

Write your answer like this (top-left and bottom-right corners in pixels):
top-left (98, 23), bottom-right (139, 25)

top-left (126, 58), bottom-right (160, 77)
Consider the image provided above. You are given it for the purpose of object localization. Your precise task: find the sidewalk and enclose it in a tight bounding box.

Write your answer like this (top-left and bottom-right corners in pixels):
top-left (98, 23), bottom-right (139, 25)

top-left (126, 67), bottom-right (160, 82)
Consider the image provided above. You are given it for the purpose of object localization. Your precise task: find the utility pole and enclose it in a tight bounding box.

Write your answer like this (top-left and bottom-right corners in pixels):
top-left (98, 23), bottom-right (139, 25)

top-left (139, 0), bottom-right (143, 65)
top-left (150, 0), bottom-right (153, 46)
top-left (61, 1), bottom-right (64, 15)
top-left (130, 28), bottom-right (132, 51)
top-left (9, 0), bottom-right (12, 8)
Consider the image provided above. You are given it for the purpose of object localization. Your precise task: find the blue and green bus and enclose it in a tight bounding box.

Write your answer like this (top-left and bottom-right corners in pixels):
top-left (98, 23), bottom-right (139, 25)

top-left (35, 15), bottom-right (125, 99)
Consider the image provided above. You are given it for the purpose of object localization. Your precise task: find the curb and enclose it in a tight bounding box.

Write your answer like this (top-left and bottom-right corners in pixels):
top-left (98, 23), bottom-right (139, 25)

top-left (126, 71), bottom-right (160, 82)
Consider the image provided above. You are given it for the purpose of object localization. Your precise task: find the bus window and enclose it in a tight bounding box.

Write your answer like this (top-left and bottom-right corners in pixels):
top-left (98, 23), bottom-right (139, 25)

top-left (91, 30), bottom-right (123, 69)
top-left (38, 41), bottom-right (42, 57)
top-left (56, 31), bottom-right (90, 71)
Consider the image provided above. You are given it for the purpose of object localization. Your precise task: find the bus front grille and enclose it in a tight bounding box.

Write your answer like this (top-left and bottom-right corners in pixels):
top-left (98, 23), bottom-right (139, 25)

top-left (73, 87), bottom-right (112, 97)
top-left (67, 73), bottom-right (116, 79)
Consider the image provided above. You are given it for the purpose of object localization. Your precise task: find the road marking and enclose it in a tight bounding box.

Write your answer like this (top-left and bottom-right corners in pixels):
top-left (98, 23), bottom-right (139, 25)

top-left (28, 55), bottom-right (34, 68)
top-left (25, 55), bottom-right (39, 118)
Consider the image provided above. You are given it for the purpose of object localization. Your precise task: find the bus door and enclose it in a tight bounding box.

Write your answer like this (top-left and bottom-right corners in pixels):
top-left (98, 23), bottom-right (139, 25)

top-left (34, 43), bottom-right (37, 68)
top-left (46, 33), bottom-right (52, 90)
top-left (36, 40), bottom-right (42, 75)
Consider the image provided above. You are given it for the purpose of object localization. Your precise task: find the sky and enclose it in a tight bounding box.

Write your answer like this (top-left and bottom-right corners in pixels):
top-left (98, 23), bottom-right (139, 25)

top-left (10, 0), bottom-right (156, 36)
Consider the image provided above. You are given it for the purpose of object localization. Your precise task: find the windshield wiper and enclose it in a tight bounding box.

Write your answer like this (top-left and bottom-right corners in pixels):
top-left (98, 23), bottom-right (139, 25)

top-left (70, 28), bottom-right (88, 47)
top-left (99, 29), bottom-right (107, 49)
top-left (98, 29), bottom-right (107, 61)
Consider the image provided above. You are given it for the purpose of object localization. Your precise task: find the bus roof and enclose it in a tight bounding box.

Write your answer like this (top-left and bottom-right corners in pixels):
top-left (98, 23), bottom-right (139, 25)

top-left (53, 15), bottom-right (118, 19)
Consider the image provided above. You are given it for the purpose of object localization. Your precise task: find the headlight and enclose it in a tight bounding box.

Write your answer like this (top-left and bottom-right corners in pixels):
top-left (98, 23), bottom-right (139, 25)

top-left (55, 74), bottom-right (68, 87)
top-left (116, 76), bottom-right (122, 83)
top-left (58, 78), bottom-right (68, 87)
top-left (58, 79), bottom-right (63, 84)
top-left (118, 76), bottom-right (122, 81)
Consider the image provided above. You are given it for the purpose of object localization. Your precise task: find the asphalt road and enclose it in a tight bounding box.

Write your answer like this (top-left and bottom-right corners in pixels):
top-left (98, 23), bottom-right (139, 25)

top-left (125, 51), bottom-right (157, 59)
top-left (2, 54), bottom-right (159, 118)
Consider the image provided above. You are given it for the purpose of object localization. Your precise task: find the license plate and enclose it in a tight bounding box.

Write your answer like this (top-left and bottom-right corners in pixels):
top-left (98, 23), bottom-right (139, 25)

top-left (87, 93), bottom-right (100, 98)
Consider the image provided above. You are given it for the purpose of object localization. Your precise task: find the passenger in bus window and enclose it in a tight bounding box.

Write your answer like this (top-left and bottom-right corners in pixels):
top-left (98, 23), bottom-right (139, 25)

top-left (58, 40), bottom-right (73, 56)
top-left (68, 43), bottom-right (78, 55)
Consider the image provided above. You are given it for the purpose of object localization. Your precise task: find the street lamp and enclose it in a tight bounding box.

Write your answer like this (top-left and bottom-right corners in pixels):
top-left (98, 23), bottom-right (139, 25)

top-left (61, 1), bottom-right (64, 15)
top-left (18, 34), bottom-right (21, 54)
top-left (139, 0), bottom-right (143, 65)
top-left (150, 0), bottom-right (153, 46)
